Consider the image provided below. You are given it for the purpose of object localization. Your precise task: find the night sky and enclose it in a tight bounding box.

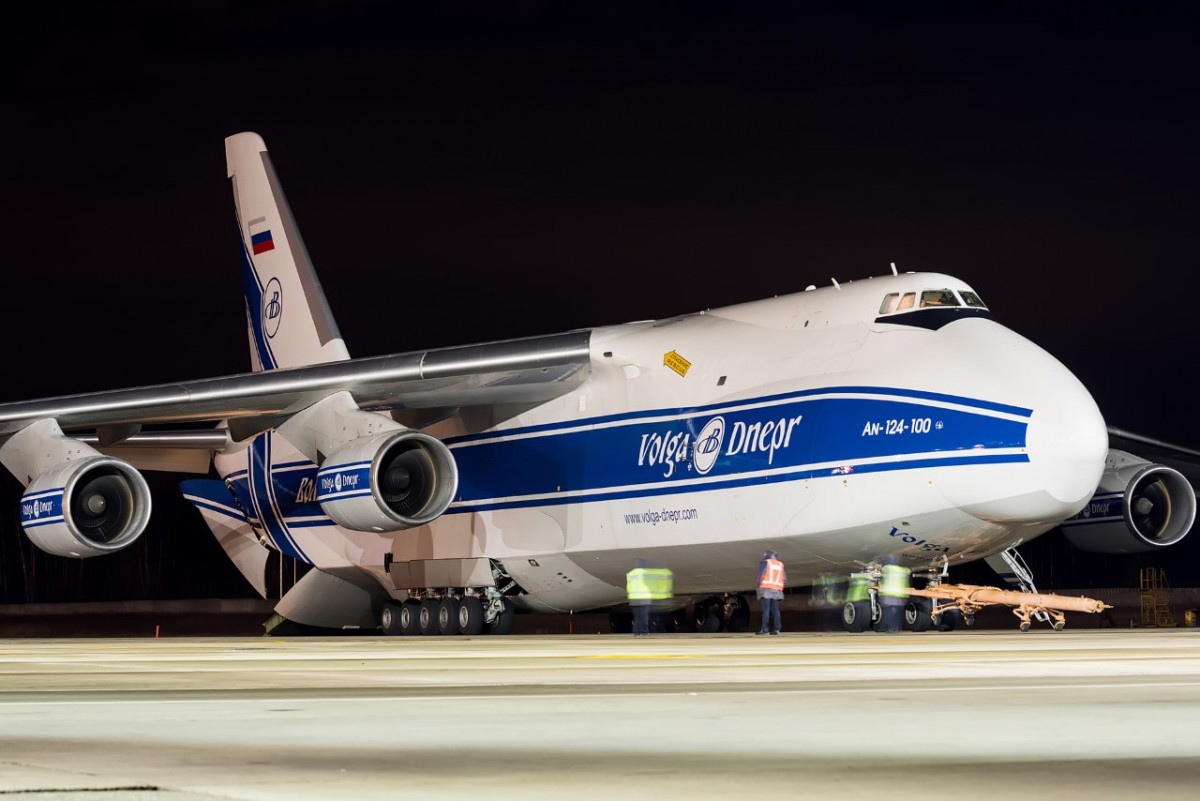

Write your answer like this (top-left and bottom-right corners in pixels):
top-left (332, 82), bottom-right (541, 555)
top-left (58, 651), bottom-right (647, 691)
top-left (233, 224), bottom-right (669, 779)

top-left (2, 4), bottom-right (1199, 602)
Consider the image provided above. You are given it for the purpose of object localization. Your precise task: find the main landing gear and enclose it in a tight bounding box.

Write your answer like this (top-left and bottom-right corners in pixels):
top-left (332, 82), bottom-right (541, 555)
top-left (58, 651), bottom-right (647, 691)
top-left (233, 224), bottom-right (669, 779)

top-left (380, 587), bottom-right (516, 636)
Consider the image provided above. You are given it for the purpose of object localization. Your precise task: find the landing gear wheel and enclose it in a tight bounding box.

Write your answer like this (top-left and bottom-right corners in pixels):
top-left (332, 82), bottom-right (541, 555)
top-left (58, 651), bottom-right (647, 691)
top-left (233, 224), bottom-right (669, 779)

top-left (936, 608), bottom-right (962, 632)
top-left (727, 594), bottom-right (751, 633)
top-left (843, 601), bottom-right (871, 633)
top-left (458, 596), bottom-right (486, 635)
top-left (489, 599), bottom-right (516, 635)
top-left (399, 600), bottom-right (420, 636)
top-left (1019, 621), bottom-right (1031, 632)
top-left (696, 596), bottom-right (723, 632)
top-left (380, 601), bottom-right (404, 636)
top-left (418, 598), bottom-right (440, 635)
top-left (1052, 620), bottom-right (1065, 631)
top-left (904, 599), bottom-right (933, 632)
top-left (651, 611), bottom-right (675, 634)
top-left (671, 607), bottom-right (697, 633)
top-left (438, 597), bottom-right (462, 635)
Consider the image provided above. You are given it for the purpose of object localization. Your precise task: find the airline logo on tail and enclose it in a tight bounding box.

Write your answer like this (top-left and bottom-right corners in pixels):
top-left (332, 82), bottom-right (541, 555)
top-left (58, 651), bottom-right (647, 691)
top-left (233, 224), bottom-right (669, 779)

top-left (262, 277), bottom-right (283, 338)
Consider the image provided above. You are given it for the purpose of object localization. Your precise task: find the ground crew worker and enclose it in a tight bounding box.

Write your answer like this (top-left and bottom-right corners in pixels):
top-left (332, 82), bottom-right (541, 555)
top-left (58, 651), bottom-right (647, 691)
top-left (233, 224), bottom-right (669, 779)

top-left (627, 559), bottom-right (673, 636)
top-left (878, 556), bottom-right (912, 633)
top-left (627, 558), bottom-right (653, 636)
top-left (756, 550), bottom-right (786, 635)
top-left (811, 572), bottom-right (847, 632)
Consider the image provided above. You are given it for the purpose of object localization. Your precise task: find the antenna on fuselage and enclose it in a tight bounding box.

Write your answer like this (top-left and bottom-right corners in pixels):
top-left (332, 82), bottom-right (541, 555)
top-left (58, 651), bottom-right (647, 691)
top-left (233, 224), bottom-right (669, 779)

top-left (890, 262), bottom-right (899, 275)
top-left (831, 278), bottom-right (841, 290)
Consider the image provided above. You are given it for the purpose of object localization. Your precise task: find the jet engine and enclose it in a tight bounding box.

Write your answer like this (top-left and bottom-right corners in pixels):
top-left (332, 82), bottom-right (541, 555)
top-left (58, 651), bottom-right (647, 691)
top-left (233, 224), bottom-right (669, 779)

top-left (1061, 450), bottom-right (1197, 554)
top-left (21, 455), bottom-right (153, 558)
top-left (316, 429), bottom-right (458, 532)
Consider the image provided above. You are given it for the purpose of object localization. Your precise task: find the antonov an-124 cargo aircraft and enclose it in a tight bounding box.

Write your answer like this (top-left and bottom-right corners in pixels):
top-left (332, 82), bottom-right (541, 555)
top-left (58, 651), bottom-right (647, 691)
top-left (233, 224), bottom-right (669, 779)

top-left (2, 133), bottom-right (1195, 635)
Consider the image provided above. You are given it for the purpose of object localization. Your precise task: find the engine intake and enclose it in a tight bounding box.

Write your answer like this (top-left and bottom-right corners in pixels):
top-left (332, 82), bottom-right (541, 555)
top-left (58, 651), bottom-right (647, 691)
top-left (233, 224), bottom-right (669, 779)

top-left (1062, 455), bottom-right (1197, 554)
top-left (21, 456), bottom-right (153, 558)
top-left (317, 429), bottom-right (458, 532)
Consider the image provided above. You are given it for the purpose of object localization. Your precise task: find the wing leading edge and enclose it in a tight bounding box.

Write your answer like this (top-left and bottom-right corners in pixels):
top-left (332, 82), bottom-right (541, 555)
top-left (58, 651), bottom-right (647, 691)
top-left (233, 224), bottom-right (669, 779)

top-left (0, 331), bottom-right (592, 442)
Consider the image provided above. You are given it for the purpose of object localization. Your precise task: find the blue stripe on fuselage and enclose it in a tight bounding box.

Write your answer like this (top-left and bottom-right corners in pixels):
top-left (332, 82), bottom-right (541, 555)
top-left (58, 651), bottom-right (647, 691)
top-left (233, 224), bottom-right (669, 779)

top-left (446, 390), bottom-right (1029, 511)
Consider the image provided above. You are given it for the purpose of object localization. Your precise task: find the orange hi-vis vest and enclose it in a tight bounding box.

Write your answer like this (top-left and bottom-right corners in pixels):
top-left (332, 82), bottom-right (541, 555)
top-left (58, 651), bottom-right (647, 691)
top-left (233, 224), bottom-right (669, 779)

top-left (758, 558), bottom-right (785, 591)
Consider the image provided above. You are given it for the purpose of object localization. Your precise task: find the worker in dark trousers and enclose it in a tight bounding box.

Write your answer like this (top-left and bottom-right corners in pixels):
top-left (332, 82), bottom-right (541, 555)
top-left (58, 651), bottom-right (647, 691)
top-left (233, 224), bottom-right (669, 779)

top-left (627, 558), bottom-right (653, 636)
top-left (756, 550), bottom-right (786, 635)
top-left (878, 555), bottom-right (912, 633)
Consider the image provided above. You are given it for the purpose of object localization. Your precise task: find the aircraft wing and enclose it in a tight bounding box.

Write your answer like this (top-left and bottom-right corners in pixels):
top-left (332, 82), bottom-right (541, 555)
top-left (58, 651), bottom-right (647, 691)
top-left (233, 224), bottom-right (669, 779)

top-left (1107, 426), bottom-right (1200, 482)
top-left (0, 331), bottom-right (592, 444)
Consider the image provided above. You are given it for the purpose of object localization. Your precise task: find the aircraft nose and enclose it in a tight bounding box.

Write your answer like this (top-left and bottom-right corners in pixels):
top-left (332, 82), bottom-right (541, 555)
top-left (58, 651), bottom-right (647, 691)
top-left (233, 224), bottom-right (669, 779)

top-left (931, 318), bottom-right (1108, 524)
top-left (1023, 359), bottom-right (1109, 511)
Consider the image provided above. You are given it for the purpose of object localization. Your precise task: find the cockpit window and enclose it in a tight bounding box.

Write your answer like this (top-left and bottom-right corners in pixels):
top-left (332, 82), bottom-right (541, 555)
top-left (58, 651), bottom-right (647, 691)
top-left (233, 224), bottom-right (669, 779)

top-left (879, 288), bottom-right (984, 317)
top-left (960, 291), bottom-right (987, 308)
top-left (920, 289), bottom-right (960, 308)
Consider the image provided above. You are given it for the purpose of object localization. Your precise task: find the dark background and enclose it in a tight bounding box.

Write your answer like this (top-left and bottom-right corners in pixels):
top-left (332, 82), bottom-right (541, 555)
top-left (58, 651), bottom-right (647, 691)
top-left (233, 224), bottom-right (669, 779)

top-left (1, 2), bottom-right (1198, 603)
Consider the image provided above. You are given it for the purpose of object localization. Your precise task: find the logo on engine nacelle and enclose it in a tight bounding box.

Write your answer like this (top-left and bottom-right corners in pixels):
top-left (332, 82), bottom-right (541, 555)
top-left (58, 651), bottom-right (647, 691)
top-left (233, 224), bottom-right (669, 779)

top-left (20, 495), bottom-right (58, 522)
top-left (262, 277), bottom-right (283, 339)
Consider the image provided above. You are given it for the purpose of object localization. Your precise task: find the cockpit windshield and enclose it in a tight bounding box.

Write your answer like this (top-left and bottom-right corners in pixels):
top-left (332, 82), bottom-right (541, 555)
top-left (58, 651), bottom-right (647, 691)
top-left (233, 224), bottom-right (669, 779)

top-left (920, 289), bottom-right (959, 308)
top-left (878, 288), bottom-right (987, 316)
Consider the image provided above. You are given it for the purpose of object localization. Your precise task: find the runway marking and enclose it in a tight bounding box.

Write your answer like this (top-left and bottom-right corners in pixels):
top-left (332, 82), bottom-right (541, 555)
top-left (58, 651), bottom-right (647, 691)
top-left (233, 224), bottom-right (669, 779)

top-left (5, 679), bottom-right (1200, 706)
top-left (584, 653), bottom-right (700, 659)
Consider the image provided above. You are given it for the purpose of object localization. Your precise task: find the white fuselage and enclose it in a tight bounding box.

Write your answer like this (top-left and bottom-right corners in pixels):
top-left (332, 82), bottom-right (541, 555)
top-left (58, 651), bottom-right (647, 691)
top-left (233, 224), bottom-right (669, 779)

top-left (213, 273), bottom-right (1109, 613)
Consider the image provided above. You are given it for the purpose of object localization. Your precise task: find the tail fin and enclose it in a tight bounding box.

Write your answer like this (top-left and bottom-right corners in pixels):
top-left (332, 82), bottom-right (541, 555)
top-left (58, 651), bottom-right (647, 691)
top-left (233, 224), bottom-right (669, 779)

top-left (226, 132), bottom-right (351, 371)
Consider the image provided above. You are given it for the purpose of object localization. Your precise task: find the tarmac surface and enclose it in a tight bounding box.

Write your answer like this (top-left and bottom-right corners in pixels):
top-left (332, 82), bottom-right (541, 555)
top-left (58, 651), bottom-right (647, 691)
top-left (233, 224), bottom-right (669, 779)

top-left (1, 629), bottom-right (1199, 800)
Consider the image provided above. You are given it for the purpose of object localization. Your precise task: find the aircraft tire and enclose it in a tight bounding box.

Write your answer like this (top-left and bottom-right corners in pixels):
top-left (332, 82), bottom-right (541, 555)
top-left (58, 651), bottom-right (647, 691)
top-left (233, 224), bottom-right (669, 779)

top-left (399, 600), bottom-right (421, 636)
top-left (438, 597), bottom-right (462, 635)
top-left (727, 594), bottom-right (751, 633)
top-left (489, 599), bottom-right (516, 635)
top-left (380, 601), bottom-right (404, 636)
top-left (842, 601), bottom-right (871, 633)
top-left (904, 599), bottom-right (933, 632)
top-left (936, 608), bottom-right (962, 632)
top-left (696, 597), bottom-right (723, 632)
top-left (418, 599), bottom-right (440, 635)
top-left (458, 596), bottom-right (486, 635)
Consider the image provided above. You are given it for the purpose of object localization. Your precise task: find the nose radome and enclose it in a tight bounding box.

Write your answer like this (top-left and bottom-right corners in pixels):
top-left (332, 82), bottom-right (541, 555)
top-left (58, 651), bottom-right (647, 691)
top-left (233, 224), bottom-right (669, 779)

top-left (926, 318), bottom-right (1108, 525)
top-left (1023, 367), bottom-right (1108, 511)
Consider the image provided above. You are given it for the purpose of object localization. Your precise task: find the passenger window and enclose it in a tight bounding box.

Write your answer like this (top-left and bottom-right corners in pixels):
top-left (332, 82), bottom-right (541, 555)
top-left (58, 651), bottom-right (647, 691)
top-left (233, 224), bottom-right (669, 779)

top-left (879, 293), bottom-right (900, 314)
top-left (920, 289), bottom-right (960, 308)
top-left (960, 291), bottom-right (987, 309)
top-left (897, 293), bottom-right (916, 311)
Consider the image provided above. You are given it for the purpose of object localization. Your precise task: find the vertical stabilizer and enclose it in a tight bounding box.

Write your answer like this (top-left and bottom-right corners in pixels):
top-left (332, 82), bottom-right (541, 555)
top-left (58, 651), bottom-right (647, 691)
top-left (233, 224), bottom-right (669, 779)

top-left (226, 132), bottom-right (351, 371)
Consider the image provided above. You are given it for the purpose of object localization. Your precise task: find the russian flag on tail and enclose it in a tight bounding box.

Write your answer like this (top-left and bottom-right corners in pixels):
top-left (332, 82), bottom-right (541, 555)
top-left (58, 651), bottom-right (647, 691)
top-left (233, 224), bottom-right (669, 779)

top-left (251, 229), bottom-right (275, 254)
top-left (249, 217), bottom-right (275, 254)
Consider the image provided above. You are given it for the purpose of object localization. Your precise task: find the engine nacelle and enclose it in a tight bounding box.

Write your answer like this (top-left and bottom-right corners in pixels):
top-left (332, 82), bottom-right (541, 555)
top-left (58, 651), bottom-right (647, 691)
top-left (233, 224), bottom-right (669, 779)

top-left (21, 456), bottom-right (153, 558)
top-left (316, 429), bottom-right (458, 532)
top-left (1061, 450), bottom-right (1197, 554)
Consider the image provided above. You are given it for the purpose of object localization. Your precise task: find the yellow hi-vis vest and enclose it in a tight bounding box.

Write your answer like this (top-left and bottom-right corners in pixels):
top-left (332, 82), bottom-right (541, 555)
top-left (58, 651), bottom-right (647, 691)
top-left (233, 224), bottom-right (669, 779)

top-left (628, 567), bottom-right (673, 601)
top-left (879, 563), bottom-right (912, 599)
top-left (645, 568), bottom-right (674, 600)
top-left (627, 568), bottom-right (653, 601)
top-left (846, 573), bottom-right (871, 603)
